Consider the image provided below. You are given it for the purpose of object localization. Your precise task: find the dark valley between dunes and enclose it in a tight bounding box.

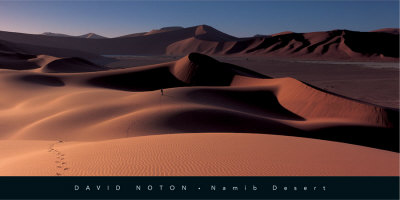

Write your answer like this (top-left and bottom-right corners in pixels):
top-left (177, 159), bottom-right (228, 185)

top-left (0, 25), bottom-right (398, 176)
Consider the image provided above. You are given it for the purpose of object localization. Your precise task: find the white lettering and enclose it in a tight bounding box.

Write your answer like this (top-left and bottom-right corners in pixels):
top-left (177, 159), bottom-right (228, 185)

top-left (170, 185), bottom-right (175, 191)
top-left (253, 185), bottom-right (257, 191)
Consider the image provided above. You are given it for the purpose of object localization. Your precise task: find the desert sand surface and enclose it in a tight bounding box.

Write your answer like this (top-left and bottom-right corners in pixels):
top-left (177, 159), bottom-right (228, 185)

top-left (0, 134), bottom-right (398, 176)
top-left (0, 49), bottom-right (398, 176)
top-left (0, 26), bottom-right (399, 176)
top-left (218, 57), bottom-right (400, 109)
top-left (105, 55), bottom-right (399, 109)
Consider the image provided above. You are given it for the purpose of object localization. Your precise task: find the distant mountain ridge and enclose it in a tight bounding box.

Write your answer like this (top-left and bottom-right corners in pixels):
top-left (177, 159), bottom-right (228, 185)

top-left (42, 32), bottom-right (107, 39)
top-left (78, 33), bottom-right (107, 39)
top-left (42, 32), bottom-right (73, 37)
top-left (0, 25), bottom-right (396, 61)
top-left (118, 26), bottom-right (184, 38)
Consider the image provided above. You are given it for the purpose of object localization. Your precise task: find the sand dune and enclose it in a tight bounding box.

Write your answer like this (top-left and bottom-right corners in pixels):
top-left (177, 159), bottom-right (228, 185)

top-left (0, 26), bottom-right (398, 61)
top-left (0, 39), bottom-right (113, 66)
top-left (167, 30), bottom-right (399, 61)
top-left (0, 134), bottom-right (398, 176)
top-left (0, 53), bottom-right (398, 149)
top-left (0, 51), bottom-right (39, 70)
top-left (0, 52), bottom-right (398, 176)
top-left (0, 51), bottom-right (109, 73)
top-left (271, 31), bottom-right (294, 37)
top-left (40, 57), bottom-right (108, 73)
top-left (371, 28), bottom-right (400, 34)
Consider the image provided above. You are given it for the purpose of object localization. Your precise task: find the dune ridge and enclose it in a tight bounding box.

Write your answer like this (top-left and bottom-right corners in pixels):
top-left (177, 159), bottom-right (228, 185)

top-left (42, 32), bottom-right (107, 39)
top-left (167, 30), bottom-right (399, 61)
top-left (0, 47), bottom-right (109, 73)
top-left (0, 39), bottom-right (113, 66)
top-left (0, 52), bottom-right (397, 152)
top-left (0, 25), bottom-right (398, 60)
top-left (371, 28), bottom-right (400, 34)
top-left (0, 48), bottom-right (398, 176)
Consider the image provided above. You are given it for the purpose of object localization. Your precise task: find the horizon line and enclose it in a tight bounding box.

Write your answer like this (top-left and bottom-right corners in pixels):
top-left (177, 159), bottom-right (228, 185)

top-left (0, 24), bottom-right (399, 38)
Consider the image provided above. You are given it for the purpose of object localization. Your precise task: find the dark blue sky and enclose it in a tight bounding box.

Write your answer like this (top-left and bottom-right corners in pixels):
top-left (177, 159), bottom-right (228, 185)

top-left (0, 1), bottom-right (398, 37)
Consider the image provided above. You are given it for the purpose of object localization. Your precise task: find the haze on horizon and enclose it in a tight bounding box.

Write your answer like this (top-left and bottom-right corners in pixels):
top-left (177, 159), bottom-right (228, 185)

top-left (0, 1), bottom-right (398, 38)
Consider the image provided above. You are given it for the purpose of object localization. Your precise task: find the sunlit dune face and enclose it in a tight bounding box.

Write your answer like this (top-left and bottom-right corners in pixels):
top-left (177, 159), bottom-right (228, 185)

top-left (0, 23), bottom-right (398, 176)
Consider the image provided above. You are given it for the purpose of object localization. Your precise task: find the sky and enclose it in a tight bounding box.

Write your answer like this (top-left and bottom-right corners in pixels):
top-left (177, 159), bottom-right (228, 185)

top-left (0, 1), bottom-right (398, 38)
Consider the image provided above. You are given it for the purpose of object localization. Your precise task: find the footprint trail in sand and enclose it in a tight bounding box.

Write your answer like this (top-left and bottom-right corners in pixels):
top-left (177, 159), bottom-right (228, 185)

top-left (48, 140), bottom-right (69, 176)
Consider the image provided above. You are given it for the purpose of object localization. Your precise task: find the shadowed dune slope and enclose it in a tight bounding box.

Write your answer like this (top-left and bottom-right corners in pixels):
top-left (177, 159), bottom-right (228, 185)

top-left (40, 57), bottom-right (108, 73)
top-left (0, 51), bottom-right (39, 70)
top-left (167, 30), bottom-right (399, 60)
top-left (0, 44), bottom-right (109, 73)
top-left (87, 53), bottom-right (267, 91)
top-left (0, 39), bottom-right (113, 66)
top-left (0, 53), bottom-right (398, 151)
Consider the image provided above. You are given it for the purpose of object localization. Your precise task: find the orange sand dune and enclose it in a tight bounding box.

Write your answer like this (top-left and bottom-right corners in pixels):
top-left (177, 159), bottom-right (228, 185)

top-left (271, 31), bottom-right (294, 37)
top-left (371, 28), bottom-right (400, 34)
top-left (0, 53), bottom-right (398, 149)
top-left (0, 134), bottom-right (398, 176)
top-left (0, 52), bottom-right (398, 176)
top-left (167, 30), bottom-right (399, 61)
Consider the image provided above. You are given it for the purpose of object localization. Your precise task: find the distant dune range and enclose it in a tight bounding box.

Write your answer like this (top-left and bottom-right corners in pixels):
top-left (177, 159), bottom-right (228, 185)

top-left (42, 32), bottom-right (107, 39)
top-left (370, 28), bottom-right (400, 35)
top-left (0, 25), bottom-right (398, 60)
top-left (0, 26), bottom-right (398, 176)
